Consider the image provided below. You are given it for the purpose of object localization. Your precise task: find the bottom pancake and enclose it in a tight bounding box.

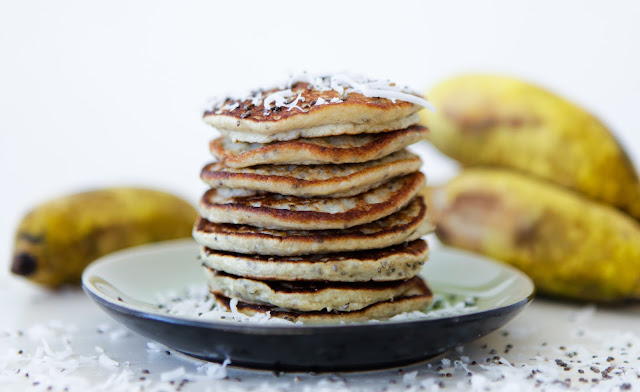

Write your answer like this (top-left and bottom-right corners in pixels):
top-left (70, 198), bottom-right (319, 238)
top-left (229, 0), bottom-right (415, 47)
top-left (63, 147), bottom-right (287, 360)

top-left (200, 240), bottom-right (429, 282)
top-left (206, 269), bottom-right (426, 312)
top-left (213, 279), bottom-right (433, 324)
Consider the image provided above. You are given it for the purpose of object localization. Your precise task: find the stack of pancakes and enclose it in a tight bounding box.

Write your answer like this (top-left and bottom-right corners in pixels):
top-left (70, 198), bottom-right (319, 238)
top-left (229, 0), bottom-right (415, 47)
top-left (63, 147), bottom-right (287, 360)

top-left (194, 74), bottom-right (436, 323)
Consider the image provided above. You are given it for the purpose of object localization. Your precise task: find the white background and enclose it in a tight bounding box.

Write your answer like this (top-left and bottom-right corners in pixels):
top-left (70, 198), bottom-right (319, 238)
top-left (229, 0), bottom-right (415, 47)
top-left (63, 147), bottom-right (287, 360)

top-left (1, 0), bottom-right (639, 278)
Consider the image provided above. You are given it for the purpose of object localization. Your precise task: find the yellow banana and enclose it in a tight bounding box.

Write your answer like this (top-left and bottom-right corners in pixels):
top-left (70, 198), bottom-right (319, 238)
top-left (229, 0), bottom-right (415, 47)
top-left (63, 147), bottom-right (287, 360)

top-left (420, 74), bottom-right (640, 218)
top-left (428, 169), bottom-right (640, 302)
top-left (11, 188), bottom-right (197, 288)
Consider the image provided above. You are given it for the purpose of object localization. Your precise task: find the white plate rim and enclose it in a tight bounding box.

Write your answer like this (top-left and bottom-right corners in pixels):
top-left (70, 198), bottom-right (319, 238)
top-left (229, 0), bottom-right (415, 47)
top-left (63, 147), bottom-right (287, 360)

top-left (81, 238), bottom-right (535, 331)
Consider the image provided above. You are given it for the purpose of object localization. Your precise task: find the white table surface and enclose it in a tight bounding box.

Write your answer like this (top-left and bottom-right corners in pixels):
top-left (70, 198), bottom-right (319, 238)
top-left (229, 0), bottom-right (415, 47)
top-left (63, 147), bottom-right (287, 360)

top-left (2, 240), bottom-right (640, 392)
top-left (2, 1), bottom-right (640, 390)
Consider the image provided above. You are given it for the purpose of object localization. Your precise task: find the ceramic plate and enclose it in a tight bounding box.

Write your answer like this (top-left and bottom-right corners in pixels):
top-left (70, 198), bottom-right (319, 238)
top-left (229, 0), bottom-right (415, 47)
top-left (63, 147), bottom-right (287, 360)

top-left (82, 239), bottom-right (534, 371)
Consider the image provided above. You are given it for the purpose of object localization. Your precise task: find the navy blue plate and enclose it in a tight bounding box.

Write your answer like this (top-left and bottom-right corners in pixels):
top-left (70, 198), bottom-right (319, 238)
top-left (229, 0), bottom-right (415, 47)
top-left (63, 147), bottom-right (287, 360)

top-left (82, 239), bottom-right (534, 371)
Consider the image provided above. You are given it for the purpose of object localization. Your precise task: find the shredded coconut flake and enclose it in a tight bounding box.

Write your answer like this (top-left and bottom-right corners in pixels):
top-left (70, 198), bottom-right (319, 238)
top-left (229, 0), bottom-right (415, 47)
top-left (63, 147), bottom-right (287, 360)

top-left (2, 296), bottom-right (640, 391)
top-left (402, 370), bottom-right (418, 384)
top-left (146, 341), bottom-right (163, 352)
top-left (285, 93), bottom-right (304, 112)
top-left (41, 338), bottom-right (73, 360)
top-left (250, 91), bottom-right (263, 106)
top-left (263, 89), bottom-right (295, 111)
top-left (198, 358), bottom-right (230, 379)
top-left (160, 366), bottom-right (185, 382)
top-left (152, 285), bottom-right (478, 327)
top-left (204, 71), bottom-right (435, 113)
top-left (98, 353), bottom-right (119, 367)
top-left (229, 297), bottom-right (239, 315)
top-left (108, 328), bottom-right (129, 341)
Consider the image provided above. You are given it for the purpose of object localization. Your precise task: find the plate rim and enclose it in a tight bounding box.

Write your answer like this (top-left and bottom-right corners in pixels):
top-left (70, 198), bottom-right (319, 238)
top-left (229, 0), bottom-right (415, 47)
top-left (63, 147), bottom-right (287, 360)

top-left (81, 238), bottom-right (536, 332)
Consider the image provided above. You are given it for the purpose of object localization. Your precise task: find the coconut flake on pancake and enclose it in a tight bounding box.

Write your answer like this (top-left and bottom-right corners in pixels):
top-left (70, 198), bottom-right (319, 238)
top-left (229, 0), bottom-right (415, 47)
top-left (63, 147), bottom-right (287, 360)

top-left (202, 72), bottom-right (433, 137)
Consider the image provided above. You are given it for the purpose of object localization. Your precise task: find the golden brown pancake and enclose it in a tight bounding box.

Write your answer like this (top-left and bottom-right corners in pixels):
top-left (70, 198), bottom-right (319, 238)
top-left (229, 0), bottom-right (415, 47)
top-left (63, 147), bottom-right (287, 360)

top-left (200, 150), bottom-right (422, 198)
top-left (213, 277), bottom-right (433, 324)
top-left (203, 80), bottom-right (423, 138)
top-left (209, 125), bottom-right (429, 167)
top-left (216, 114), bottom-right (420, 143)
top-left (206, 270), bottom-right (426, 312)
top-left (200, 240), bottom-right (429, 282)
top-left (198, 172), bottom-right (425, 230)
top-left (192, 196), bottom-right (433, 256)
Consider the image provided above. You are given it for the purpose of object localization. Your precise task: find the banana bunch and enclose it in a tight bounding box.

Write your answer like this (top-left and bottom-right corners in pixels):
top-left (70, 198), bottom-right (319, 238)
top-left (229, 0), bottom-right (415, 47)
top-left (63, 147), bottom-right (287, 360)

top-left (11, 188), bottom-right (197, 288)
top-left (421, 74), bottom-right (640, 301)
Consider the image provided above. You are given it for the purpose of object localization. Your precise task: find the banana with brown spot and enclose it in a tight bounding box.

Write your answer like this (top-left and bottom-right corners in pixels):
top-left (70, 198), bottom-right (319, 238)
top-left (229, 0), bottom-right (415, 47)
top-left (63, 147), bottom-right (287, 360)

top-left (11, 188), bottom-right (197, 288)
top-left (421, 74), bottom-right (640, 218)
top-left (427, 169), bottom-right (640, 302)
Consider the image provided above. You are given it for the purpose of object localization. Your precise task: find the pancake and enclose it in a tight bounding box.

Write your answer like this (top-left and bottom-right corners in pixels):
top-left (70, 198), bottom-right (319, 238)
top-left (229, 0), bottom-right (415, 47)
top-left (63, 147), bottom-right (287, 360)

top-left (200, 150), bottom-right (422, 198)
top-left (203, 77), bottom-right (426, 138)
top-left (210, 125), bottom-right (429, 167)
top-left (200, 239), bottom-right (429, 282)
top-left (192, 196), bottom-right (434, 256)
top-left (217, 113), bottom-right (419, 143)
top-left (213, 278), bottom-right (433, 324)
top-left (198, 172), bottom-right (425, 230)
top-left (206, 270), bottom-right (426, 312)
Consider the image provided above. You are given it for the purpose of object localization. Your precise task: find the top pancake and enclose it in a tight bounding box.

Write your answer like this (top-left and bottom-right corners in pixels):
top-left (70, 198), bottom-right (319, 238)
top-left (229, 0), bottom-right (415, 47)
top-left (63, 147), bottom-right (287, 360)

top-left (210, 125), bottom-right (429, 168)
top-left (216, 113), bottom-right (420, 143)
top-left (203, 78), bottom-right (425, 138)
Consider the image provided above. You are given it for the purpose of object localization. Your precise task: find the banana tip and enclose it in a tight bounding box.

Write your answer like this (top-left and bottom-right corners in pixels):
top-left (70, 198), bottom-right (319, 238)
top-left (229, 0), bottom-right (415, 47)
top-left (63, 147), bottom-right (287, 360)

top-left (11, 253), bottom-right (37, 277)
